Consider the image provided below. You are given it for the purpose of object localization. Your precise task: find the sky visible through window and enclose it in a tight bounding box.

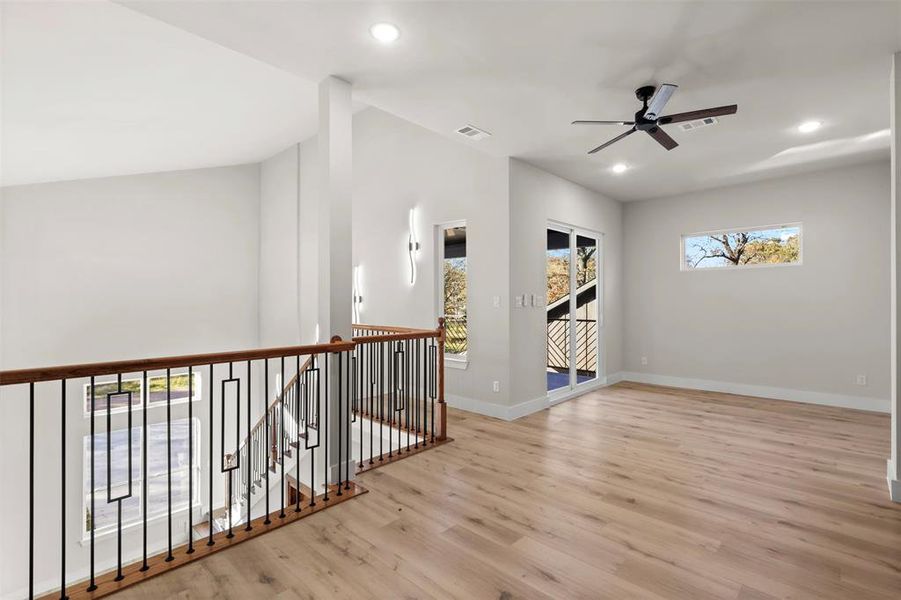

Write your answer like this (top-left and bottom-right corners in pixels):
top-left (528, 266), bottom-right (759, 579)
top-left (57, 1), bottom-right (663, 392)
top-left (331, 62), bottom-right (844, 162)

top-left (683, 225), bottom-right (801, 270)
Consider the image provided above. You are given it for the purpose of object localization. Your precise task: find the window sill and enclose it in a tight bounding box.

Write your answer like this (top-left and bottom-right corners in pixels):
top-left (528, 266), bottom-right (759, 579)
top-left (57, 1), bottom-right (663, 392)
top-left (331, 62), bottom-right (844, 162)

top-left (445, 356), bottom-right (468, 370)
top-left (80, 501), bottom-right (203, 545)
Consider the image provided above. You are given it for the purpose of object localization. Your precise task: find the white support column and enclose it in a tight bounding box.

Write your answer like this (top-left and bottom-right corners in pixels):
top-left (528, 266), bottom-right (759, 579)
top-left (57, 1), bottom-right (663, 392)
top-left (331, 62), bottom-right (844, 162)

top-left (317, 76), bottom-right (354, 485)
top-left (890, 52), bottom-right (901, 502)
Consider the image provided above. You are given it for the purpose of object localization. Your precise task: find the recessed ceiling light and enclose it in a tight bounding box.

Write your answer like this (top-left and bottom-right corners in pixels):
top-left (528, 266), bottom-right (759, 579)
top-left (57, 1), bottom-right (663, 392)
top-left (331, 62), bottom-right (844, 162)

top-left (611, 163), bottom-right (628, 174)
top-left (797, 120), bottom-right (822, 133)
top-left (370, 23), bottom-right (400, 44)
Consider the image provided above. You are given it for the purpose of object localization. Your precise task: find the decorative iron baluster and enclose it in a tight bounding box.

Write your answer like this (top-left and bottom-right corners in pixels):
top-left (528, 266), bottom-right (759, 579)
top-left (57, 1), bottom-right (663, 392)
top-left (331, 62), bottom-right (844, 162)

top-left (246, 360), bottom-right (253, 531)
top-left (166, 369), bottom-right (174, 561)
top-left (60, 379), bottom-right (67, 599)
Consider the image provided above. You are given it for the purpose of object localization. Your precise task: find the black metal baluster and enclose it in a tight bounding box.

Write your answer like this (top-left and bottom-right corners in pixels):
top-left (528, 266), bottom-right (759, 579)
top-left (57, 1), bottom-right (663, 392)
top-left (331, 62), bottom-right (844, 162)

top-left (224, 362), bottom-right (237, 538)
top-left (264, 359), bottom-right (271, 524)
top-left (430, 343), bottom-right (437, 443)
top-left (345, 351), bottom-right (352, 491)
top-left (388, 343), bottom-right (393, 459)
top-left (308, 356), bottom-right (315, 507)
top-left (323, 353), bottom-right (329, 502)
top-left (60, 380), bottom-right (67, 600)
top-left (295, 355), bottom-right (302, 512)
top-left (379, 342), bottom-right (384, 462)
top-left (279, 358), bottom-right (286, 517)
top-left (187, 366), bottom-right (195, 552)
top-left (29, 382), bottom-right (34, 599)
top-left (422, 339), bottom-right (429, 445)
top-left (337, 353), bottom-right (343, 497)
top-left (369, 342), bottom-right (375, 465)
top-left (141, 370), bottom-right (149, 569)
top-left (109, 372), bottom-right (132, 581)
top-left (207, 364), bottom-right (215, 547)
top-left (407, 340), bottom-right (412, 451)
top-left (414, 339), bottom-right (420, 449)
top-left (88, 376), bottom-right (96, 591)
top-left (357, 349), bottom-right (362, 471)
top-left (246, 360), bottom-right (253, 531)
top-left (166, 368), bottom-right (174, 561)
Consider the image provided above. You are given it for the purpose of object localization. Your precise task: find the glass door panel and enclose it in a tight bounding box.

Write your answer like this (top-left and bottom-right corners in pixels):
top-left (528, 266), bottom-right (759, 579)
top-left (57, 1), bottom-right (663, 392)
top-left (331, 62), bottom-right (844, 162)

top-left (546, 228), bottom-right (571, 392)
top-left (574, 234), bottom-right (598, 385)
top-left (546, 225), bottom-right (602, 396)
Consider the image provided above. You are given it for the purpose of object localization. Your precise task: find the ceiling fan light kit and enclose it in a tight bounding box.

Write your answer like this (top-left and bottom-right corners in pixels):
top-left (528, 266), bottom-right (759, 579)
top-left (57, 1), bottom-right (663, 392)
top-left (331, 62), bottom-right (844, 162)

top-left (572, 83), bottom-right (738, 154)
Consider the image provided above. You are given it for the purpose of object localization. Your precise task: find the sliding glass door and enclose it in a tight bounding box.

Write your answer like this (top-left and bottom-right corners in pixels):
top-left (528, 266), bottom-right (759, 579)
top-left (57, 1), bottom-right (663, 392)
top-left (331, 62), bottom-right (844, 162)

top-left (546, 224), bottom-right (602, 396)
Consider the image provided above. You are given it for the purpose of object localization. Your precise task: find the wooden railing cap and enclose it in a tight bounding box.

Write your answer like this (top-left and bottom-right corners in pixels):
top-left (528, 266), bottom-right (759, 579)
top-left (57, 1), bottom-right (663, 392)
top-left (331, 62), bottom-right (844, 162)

top-left (0, 340), bottom-right (355, 386)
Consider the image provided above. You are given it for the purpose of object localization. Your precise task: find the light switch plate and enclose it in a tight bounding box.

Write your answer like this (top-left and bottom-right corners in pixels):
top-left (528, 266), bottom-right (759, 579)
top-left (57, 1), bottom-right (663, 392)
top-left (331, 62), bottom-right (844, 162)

top-left (514, 295), bottom-right (523, 308)
top-left (492, 296), bottom-right (501, 308)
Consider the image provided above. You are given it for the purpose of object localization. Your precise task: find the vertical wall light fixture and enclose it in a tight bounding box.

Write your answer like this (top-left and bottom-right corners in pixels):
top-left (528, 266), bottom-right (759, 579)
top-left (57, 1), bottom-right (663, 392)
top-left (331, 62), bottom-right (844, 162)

top-left (352, 265), bottom-right (363, 322)
top-left (408, 207), bottom-right (420, 285)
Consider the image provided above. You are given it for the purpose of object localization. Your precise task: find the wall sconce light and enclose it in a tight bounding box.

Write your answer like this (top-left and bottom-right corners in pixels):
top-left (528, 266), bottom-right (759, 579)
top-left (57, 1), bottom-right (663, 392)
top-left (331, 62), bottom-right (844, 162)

top-left (408, 207), bottom-right (420, 285)
top-left (352, 265), bottom-right (363, 322)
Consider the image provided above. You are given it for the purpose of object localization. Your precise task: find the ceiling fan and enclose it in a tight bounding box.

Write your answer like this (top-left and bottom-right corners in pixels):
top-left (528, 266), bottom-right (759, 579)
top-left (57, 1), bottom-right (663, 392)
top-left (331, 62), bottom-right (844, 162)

top-left (572, 84), bottom-right (738, 154)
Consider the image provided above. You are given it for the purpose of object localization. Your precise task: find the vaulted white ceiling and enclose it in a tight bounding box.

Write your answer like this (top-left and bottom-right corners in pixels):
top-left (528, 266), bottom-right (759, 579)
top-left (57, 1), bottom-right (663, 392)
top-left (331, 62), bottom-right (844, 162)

top-left (3, 1), bottom-right (900, 200)
top-left (0, 1), bottom-right (318, 187)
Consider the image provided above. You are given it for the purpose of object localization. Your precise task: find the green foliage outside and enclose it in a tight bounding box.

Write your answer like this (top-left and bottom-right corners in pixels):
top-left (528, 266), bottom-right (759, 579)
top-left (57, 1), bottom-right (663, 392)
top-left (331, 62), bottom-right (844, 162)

top-left (547, 247), bottom-right (597, 306)
top-left (444, 258), bottom-right (467, 354)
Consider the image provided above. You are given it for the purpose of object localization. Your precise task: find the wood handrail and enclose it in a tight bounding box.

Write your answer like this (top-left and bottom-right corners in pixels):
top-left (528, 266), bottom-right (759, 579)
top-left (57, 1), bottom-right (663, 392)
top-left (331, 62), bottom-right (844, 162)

top-left (351, 323), bottom-right (435, 335)
top-left (352, 323), bottom-right (441, 344)
top-left (0, 340), bottom-right (354, 386)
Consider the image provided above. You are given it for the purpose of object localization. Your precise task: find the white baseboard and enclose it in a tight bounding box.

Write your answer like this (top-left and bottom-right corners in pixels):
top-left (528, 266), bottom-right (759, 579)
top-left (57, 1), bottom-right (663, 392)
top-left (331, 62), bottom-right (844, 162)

top-left (617, 371), bottom-right (890, 414)
top-left (888, 460), bottom-right (901, 503)
top-left (889, 478), bottom-right (901, 503)
top-left (447, 374), bottom-right (622, 421)
top-left (605, 371), bottom-right (625, 385)
top-left (445, 393), bottom-right (511, 420)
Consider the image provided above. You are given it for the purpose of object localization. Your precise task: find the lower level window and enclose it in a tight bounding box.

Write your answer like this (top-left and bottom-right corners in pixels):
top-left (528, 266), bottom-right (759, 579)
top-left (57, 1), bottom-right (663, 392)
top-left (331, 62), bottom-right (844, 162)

top-left (83, 418), bottom-right (199, 535)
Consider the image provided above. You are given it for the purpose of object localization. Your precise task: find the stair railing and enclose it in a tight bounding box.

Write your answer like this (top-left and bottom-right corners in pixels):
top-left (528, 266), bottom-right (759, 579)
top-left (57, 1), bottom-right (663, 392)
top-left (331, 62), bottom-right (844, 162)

top-left (0, 339), bottom-right (360, 600)
top-left (350, 318), bottom-right (448, 474)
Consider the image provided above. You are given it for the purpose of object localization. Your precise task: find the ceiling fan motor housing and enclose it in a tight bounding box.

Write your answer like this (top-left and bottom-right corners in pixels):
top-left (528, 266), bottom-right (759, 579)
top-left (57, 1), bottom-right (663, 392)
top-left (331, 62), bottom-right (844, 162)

top-left (634, 85), bottom-right (659, 130)
top-left (635, 85), bottom-right (656, 102)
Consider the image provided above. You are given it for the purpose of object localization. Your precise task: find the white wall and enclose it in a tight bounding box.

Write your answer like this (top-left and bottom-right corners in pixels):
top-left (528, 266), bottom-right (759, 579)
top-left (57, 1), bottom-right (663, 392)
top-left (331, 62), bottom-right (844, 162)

top-left (0, 165), bottom-right (261, 597)
top-left (0, 164), bottom-right (261, 367)
top-left (261, 108), bottom-right (627, 416)
top-left (623, 160), bottom-right (891, 412)
top-left (508, 159), bottom-right (624, 415)
top-left (350, 108), bottom-right (512, 408)
top-left (259, 145), bottom-right (301, 347)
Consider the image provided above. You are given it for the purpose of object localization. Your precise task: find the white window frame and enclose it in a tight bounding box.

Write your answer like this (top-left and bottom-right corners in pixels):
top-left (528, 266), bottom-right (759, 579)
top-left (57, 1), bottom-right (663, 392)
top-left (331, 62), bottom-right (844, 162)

top-left (680, 222), bottom-right (803, 272)
top-left (81, 417), bottom-right (202, 541)
top-left (435, 220), bottom-right (468, 369)
top-left (83, 371), bottom-right (202, 417)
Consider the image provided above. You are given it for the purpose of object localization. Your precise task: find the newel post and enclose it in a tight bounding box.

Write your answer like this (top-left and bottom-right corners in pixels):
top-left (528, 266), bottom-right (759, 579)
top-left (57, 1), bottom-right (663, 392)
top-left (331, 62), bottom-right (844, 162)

top-left (436, 317), bottom-right (447, 441)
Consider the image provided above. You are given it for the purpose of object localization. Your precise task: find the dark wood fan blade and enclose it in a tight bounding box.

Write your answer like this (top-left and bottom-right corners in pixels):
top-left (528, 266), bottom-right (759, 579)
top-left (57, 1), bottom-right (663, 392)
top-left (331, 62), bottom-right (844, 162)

top-left (588, 127), bottom-right (636, 154)
top-left (647, 126), bottom-right (678, 150)
top-left (657, 104), bottom-right (737, 125)
top-left (572, 120), bottom-right (634, 125)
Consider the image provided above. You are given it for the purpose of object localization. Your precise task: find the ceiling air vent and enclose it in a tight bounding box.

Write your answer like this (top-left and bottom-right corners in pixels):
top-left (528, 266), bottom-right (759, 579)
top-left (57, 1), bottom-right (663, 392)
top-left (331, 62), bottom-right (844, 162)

top-left (678, 116), bottom-right (719, 132)
top-left (456, 124), bottom-right (492, 141)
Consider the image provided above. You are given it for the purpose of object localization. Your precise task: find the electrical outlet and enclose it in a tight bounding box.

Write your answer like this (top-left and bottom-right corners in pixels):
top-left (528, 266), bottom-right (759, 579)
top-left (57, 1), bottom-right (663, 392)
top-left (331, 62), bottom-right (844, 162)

top-left (492, 381), bottom-right (500, 393)
top-left (856, 374), bottom-right (867, 386)
top-left (641, 356), bottom-right (648, 366)
top-left (492, 295), bottom-right (501, 308)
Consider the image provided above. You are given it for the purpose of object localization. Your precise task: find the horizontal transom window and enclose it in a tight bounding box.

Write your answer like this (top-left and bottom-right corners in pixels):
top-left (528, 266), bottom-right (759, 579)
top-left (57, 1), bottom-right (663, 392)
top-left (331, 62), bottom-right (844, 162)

top-left (682, 224), bottom-right (801, 271)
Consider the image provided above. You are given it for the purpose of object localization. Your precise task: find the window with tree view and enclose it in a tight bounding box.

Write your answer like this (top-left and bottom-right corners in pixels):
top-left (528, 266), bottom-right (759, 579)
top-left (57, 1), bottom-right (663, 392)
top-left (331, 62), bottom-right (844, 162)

top-left (442, 225), bottom-right (467, 355)
top-left (682, 224), bottom-right (801, 270)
